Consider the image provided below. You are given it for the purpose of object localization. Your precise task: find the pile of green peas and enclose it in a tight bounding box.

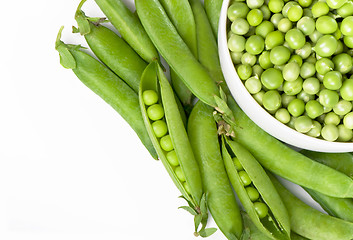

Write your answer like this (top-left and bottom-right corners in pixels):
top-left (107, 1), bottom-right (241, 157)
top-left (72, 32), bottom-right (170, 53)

top-left (142, 89), bottom-right (191, 194)
top-left (227, 0), bottom-right (353, 142)
top-left (233, 156), bottom-right (269, 219)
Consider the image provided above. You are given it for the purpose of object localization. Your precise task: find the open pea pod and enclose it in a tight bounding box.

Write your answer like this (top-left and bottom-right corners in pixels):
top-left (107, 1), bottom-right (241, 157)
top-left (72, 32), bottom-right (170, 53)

top-left (139, 61), bottom-right (214, 237)
top-left (221, 137), bottom-right (291, 240)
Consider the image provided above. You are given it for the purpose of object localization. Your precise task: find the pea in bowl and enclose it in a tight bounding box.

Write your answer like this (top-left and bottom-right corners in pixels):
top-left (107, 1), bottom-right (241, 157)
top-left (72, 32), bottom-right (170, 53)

top-left (218, 0), bottom-right (353, 152)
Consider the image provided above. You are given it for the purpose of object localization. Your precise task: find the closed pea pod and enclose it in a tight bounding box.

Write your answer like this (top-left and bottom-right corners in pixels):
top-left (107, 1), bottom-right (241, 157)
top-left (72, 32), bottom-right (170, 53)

top-left (204, 0), bottom-right (223, 38)
top-left (74, 0), bottom-right (147, 92)
top-left (221, 137), bottom-right (291, 240)
top-left (55, 27), bottom-right (157, 160)
top-left (139, 62), bottom-right (212, 237)
top-left (94, 0), bottom-right (159, 63)
top-left (135, 0), bottom-right (220, 107)
top-left (269, 174), bottom-right (353, 240)
top-left (188, 101), bottom-right (243, 240)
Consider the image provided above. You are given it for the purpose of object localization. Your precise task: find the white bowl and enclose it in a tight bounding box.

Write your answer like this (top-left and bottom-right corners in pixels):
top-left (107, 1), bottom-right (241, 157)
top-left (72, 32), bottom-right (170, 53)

top-left (218, 0), bottom-right (353, 152)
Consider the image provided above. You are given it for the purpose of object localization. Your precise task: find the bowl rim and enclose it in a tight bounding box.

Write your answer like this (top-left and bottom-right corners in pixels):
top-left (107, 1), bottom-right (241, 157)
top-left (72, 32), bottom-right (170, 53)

top-left (218, 0), bottom-right (353, 153)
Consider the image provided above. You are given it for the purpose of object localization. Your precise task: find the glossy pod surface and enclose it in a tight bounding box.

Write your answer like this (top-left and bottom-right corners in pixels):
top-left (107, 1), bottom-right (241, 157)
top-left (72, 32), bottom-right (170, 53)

top-left (135, 0), bottom-right (220, 107)
top-left (227, 97), bottom-right (353, 198)
top-left (204, 0), bottom-right (223, 38)
top-left (270, 174), bottom-right (353, 240)
top-left (222, 138), bottom-right (290, 240)
top-left (188, 101), bottom-right (243, 240)
top-left (55, 28), bottom-right (157, 159)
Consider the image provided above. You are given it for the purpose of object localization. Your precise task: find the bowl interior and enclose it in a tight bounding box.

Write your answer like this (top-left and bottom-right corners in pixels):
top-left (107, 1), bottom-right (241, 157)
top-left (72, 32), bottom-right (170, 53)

top-left (218, 0), bottom-right (353, 152)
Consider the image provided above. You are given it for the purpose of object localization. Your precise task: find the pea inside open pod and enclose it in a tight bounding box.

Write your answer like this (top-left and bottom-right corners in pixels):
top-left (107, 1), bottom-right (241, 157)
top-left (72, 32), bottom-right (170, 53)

top-left (221, 137), bottom-right (291, 240)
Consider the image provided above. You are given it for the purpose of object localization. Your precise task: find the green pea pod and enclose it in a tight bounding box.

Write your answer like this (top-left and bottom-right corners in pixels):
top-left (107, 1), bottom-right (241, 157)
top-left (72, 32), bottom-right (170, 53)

top-left (222, 137), bottom-right (291, 240)
top-left (304, 187), bottom-right (353, 222)
top-left (269, 173), bottom-right (353, 240)
top-left (204, 0), bottom-right (222, 38)
top-left (135, 0), bottom-right (220, 107)
top-left (223, 97), bottom-right (353, 198)
top-left (300, 150), bottom-right (353, 178)
top-left (188, 101), bottom-right (243, 240)
top-left (94, 0), bottom-right (159, 63)
top-left (189, 0), bottom-right (230, 95)
top-left (55, 27), bottom-right (157, 160)
top-left (74, 0), bottom-right (147, 93)
top-left (139, 61), bottom-right (213, 237)
top-left (290, 232), bottom-right (309, 240)
top-left (159, 0), bottom-right (197, 111)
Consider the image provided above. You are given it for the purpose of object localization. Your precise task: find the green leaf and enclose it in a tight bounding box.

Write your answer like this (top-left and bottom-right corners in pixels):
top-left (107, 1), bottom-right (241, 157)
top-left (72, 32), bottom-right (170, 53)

top-left (200, 193), bottom-right (207, 215)
top-left (178, 206), bottom-right (197, 216)
top-left (194, 214), bottom-right (202, 232)
top-left (57, 45), bottom-right (76, 69)
top-left (199, 228), bottom-right (217, 238)
top-left (214, 95), bottom-right (234, 119)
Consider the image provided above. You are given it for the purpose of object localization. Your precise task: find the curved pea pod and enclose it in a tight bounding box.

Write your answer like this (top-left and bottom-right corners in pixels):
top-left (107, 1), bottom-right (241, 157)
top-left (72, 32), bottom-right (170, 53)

top-left (135, 0), bottom-right (220, 107)
top-left (222, 137), bottom-right (291, 240)
top-left (270, 173), bottom-right (353, 240)
top-left (94, 0), bottom-right (159, 63)
top-left (204, 0), bottom-right (222, 38)
top-left (73, 1), bottom-right (147, 93)
top-left (300, 150), bottom-right (353, 178)
top-left (55, 27), bottom-right (157, 159)
top-left (159, 0), bottom-right (197, 111)
top-left (188, 101), bottom-right (243, 240)
top-left (224, 97), bottom-right (353, 198)
top-left (139, 61), bottom-right (214, 237)
top-left (304, 187), bottom-right (353, 222)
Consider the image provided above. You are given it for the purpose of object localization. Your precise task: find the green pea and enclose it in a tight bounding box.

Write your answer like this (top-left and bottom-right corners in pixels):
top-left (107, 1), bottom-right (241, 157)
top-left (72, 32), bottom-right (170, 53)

top-left (246, 35), bottom-right (265, 55)
top-left (228, 34), bottom-right (246, 52)
top-left (340, 79), bottom-right (353, 101)
top-left (295, 42), bottom-right (312, 59)
top-left (259, 51), bottom-right (274, 69)
top-left (175, 166), bottom-right (186, 182)
top-left (285, 29), bottom-right (306, 49)
top-left (295, 115), bottom-right (313, 133)
top-left (288, 55), bottom-right (303, 66)
top-left (298, 0), bottom-right (312, 7)
top-left (297, 90), bottom-right (315, 103)
top-left (332, 53), bottom-right (353, 74)
top-left (183, 182), bottom-right (191, 195)
top-left (283, 62), bottom-right (300, 82)
top-left (252, 64), bottom-right (264, 77)
top-left (270, 46), bottom-right (291, 65)
top-left (228, 2), bottom-right (250, 21)
top-left (147, 104), bottom-right (165, 120)
top-left (237, 64), bottom-right (253, 80)
top-left (246, 187), bottom-right (260, 201)
top-left (254, 202), bottom-right (269, 218)
top-left (278, 18), bottom-right (292, 33)
top-left (321, 124), bottom-right (339, 141)
top-left (288, 98), bottom-right (305, 117)
top-left (241, 53), bottom-right (257, 66)
top-left (160, 135), bottom-right (174, 151)
top-left (230, 51), bottom-right (243, 65)
top-left (263, 90), bottom-right (282, 111)
top-left (305, 100), bottom-right (324, 119)
top-left (247, 0), bottom-right (265, 9)
top-left (260, 5), bottom-right (272, 20)
top-left (268, 0), bottom-right (284, 13)
top-left (287, 116), bottom-right (297, 128)
top-left (311, 1), bottom-right (330, 18)
top-left (343, 112), bottom-right (353, 129)
top-left (343, 36), bottom-right (353, 48)
top-left (315, 58), bottom-right (334, 75)
top-left (265, 30), bottom-right (285, 49)
top-left (255, 21), bottom-right (275, 38)
top-left (337, 124), bottom-right (353, 141)
top-left (152, 120), bottom-right (168, 138)
top-left (309, 30), bottom-right (323, 44)
top-left (245, 77), bottom-right (262, 94)
top-left (261, 68), bottom-right (284, 89)
top-left (275, 108), bottom-right (291, 123)
top-left (239, 170), bottom-right (252, 186)
top-left (233, 157), bottom-right (244, 171)
top-left (297, 17), bottom-right (316, 36)
top-left (314, 35), bottom-right (338, 57)
top-left (282, 1), bottom-right (298, 17)
top-left (166, 150), bottom-right (179, 167)
top-left (303, 77), bottom-right (320, 95)
top-left (307, 120), bottom-right (322, 137)
top-left (300, 62), bottom-right (316, 79)
top-left (287, 5), bottom-right (303, 22)
top-left (323, 71), bottom-right (342, 90)
top-left (270, 13), bottom-right (284, 28)
top-left (337, 1), bottom-right (353, 18)
top-left (324, 112), bottom-right (341, 125)
top-left (253, 90), bottom-right (265, 105)
top-left (283, 77), bottom-right (303, 95)
top-left (333, 100), bottom-right (352, 116)
top-left (231, 18), bottom-right (250, 35)
top-left (340, 16), bottom-right (353, 36)
top-left (247, 9), bottom-right (264, 26)
top-left (143, 90), bottom-right (159, 105)
top-left (282, 93), bottom-right (296, 107)
top-left (316, 16), bottom-right (338, 34)
top-left (319, 89), bottom-right (339, 108)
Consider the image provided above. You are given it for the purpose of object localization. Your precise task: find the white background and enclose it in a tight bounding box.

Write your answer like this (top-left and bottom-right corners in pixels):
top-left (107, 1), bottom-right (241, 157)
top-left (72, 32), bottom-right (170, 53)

top-left (0, 0), bottom-right (323, 240)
